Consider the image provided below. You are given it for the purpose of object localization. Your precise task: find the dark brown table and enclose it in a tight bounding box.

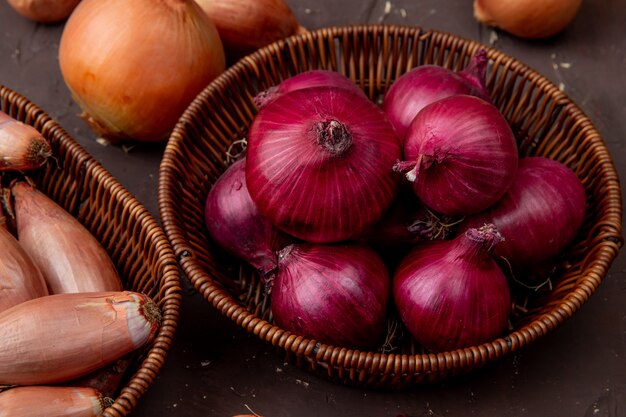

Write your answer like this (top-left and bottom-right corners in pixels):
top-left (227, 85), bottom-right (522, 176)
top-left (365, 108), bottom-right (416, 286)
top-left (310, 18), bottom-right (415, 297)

top-left (2, 1), bottom-right (625, 416)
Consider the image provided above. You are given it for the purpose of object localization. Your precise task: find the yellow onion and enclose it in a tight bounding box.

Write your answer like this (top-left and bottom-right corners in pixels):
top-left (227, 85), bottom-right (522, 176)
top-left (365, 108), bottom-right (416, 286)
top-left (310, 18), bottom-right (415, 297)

top-left (5, 0), bottom-right (80, 24)
top-left (0, 386), bottom-right (112, 417)
top-left (0, 110), bottom-right (52, 172)
top-left (11, 181), bottom-right (123, 294)
top-left (59, 0), bottom-right (225, 142)
top-left (0, 204), bottom-right (48, 313)
top-left (0, 291), bottom-right (161, 385)
top-left (194, 0), bottom-right (305, 57)
top-left (473, 0), bottom-right (582, 39)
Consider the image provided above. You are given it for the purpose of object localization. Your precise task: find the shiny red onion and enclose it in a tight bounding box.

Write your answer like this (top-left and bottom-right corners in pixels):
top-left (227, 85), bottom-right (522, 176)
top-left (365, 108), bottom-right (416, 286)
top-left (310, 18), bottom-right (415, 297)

top-left (461, 156), bottom-right (587, 271)
top-left (393, 224), bottom-right (511, 352)
top-left (382, 49), bottom-right (490, 140)
top-left (270, 243), bottom-right (390, 349)
top-left (395, 94), bottom-right (518, 216)
top-left (204, 157), bottom-right (292, 276)
top-left (254, 70), bottom-right (364, 109)
top-left (246, 86), bottom-right (401, 243)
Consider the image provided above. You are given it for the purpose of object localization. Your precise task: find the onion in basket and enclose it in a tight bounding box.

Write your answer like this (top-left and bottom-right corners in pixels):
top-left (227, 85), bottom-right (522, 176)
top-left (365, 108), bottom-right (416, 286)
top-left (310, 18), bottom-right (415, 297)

top-left (0, 386), bottom-right (111, 417)
top-left (0, 291), bottom-right (161, 385)
top-left (0, 110), bottom-right (51, 172)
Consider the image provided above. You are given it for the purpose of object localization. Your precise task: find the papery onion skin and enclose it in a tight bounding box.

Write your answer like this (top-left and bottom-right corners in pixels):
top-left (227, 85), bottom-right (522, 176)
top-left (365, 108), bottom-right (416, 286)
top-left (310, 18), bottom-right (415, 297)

top-left (0, 291), bottom-right (161, 385)
top-left (254, 70), bottom-right (365, 109)
top-left (205, 157), bottom-right (293, 276)
top-left (59, 0), bottom-right (225, 142)
top-left (461, 156), bottom-right (587, 270)
top-left (6, 0), bottom-right (80, 23)
top-left (0, 386), bottom-right (111, 417)
top-left (246, 86), bottom-right (402, 243)
top-left (382, 50), bottom-right (490, 141)
top-left (474, 0), bottom-right (582, 39)
top-left (194, 0), bottom-right (304, 57)
top-left (0, 205), bottom-right (49, 313)
top-left (271, 243), bottom-right (390, 349)
top-left (12, 181), bottom-right (123, 294)
top-left (398, 94), bottom-right (518, 216)
top-left (0, 110), bottom-right (52, 171)
top-left (393, 224), bottom-right (511, 352)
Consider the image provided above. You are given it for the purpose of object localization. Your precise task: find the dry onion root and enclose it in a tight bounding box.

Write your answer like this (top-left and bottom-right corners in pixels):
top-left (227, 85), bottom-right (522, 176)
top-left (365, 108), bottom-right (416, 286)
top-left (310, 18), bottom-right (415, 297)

top-left (5, 0), bottom-right (80, 24)
top-left (11, 181), bottom-right (123, 294)
top-left (0, 386), bottom-right (112, 417)
top-left (0, 291), bottom-right (161, 386)
top-left (473, 0), bottom-right (583, 39)
top-left (0, 110), bottom-right (52, 172)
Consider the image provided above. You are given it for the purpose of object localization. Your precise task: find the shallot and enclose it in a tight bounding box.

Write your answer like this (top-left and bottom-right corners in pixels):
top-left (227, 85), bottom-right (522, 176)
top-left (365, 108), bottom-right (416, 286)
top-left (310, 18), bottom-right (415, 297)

top-left (0, 110), bottom-right (51, 172)
top-left (0, 291), bottom-right (160, 385)
top-left (11, 181), bottom-right (123, 294)
top-left (0, 386), bottom-right (112, 417)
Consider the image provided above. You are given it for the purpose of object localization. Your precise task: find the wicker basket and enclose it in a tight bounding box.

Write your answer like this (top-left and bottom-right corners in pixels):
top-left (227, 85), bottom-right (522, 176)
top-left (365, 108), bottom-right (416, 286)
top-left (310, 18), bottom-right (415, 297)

top-left (0, 84), bottom-right (182, 414)
top-left (158, 25), bottom-right (623, 388)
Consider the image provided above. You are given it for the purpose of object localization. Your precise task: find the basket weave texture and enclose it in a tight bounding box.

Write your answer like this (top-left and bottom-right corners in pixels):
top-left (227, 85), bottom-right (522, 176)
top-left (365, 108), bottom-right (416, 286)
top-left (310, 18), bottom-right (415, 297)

top-left (158, 25), bottom-right (623, 388)
top-left (0, 85), bottom-right (182, 414)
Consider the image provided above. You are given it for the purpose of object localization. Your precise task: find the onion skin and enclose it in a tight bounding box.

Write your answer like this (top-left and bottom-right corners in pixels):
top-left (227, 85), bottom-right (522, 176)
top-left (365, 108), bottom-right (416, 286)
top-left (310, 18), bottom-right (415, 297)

top-left (382, 50), bottom-right (490, 141)
top-left (246, 86), bottom-right (401, 243)
top-left (0, 205), bottom-right (49, 313)
top-left (59, 0), bottom-right (225, 142)
top-left (0, 386), bottom-right (111, 417)
top-left (398, 94), bottom-right (518, 216)
top-left (0, 110), bottom-right (52, 171)
top-left (194, 0), bottom-right (304, 57)
top-left (11, 181), bottom-right (123, 294)
top-left (0, 291), bottom-right (161, 385)
top-left (254, 70), bottom-right (365, 109)
top-left (474, 0), bottom-right (582, 39)
top-left (271, 243), bottom-right (390, 349)
top-left (205, 157), bottom-right (293, 276)
top-left (5, 0), bottom-right (80, 24)
top-left (461, 156), bottom-right (587, 271)
top-left (393, 224), bottom-right (511, 352)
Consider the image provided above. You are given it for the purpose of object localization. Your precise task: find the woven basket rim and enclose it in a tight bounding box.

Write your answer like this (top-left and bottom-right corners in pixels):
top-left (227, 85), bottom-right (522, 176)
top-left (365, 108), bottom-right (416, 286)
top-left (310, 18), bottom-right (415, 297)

top-left (158, 24), bottom-right (623, 384)
top-left (1, 83), bottom-right (183, 414)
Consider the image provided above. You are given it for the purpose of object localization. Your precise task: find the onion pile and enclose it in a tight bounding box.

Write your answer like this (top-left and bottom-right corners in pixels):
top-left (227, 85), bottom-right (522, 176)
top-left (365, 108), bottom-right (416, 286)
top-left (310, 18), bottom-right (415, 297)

top-left (204, 58), bottom-right (587, 352)
top-left (0, 119), bottom-right (161, 412)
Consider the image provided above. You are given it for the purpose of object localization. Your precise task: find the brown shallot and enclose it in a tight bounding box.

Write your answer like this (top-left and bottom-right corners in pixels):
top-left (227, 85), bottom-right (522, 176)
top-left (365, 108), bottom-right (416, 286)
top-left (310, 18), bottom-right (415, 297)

top-left (0, 204), bottom-right (48, 313)
top-left (0, 386), bottom-right (112, 417)
top-left (0, 291), bottom-right (161, 385)
top-left (11, 181), bottom-right (123, 294)
top-left (0, 110), bottom-right (52, 172)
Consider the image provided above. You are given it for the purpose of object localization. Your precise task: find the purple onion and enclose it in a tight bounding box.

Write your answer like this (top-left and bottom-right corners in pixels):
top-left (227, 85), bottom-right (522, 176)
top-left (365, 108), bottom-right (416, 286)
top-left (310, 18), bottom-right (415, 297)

top-left (246, 86), bottom-right (401, 243)
top-left (382, 49), bottom-right (490, 141)
top-left (461, 156), bottom-right (587, 270)
top-left (270, 243), bottom-right (390, 349)
top-left (395, 94), bottom-right (518, 216)
top-left (204, 157), bottom-right (292, 276)
top-left (393, 224), bottom-right (511, 352)
top-left (254, 70), bottom-right (365, 109)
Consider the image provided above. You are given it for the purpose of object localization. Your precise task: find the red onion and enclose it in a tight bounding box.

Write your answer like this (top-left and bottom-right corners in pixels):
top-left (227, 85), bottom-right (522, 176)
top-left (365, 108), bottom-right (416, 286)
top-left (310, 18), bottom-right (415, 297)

top-left (461, 156), bottom-right (587, 271)
top-left (270, 243), bottom-right (390, 349)
top-left (395, 94), bottom-right (518, 215)
top-left (246, 86), bottom-right (401, 243)
top-left (393, 224), bottom-right (511, 352)
top-left (382, 49), bottom-right (490, 140)
top-left (204, 157), bottom-right (293, 276)
top-left (254, 70), bottom-right (364, 109)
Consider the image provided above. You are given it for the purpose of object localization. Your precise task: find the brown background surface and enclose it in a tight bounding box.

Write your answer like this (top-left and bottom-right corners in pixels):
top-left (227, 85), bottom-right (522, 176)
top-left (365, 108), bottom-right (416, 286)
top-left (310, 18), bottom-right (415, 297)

top-left (1, 1), bottom-right (625, 416)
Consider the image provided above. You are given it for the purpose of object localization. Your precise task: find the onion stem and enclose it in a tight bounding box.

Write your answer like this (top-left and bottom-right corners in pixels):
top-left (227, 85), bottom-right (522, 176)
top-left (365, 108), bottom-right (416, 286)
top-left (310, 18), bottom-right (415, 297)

top-left (315, 119), bottom-right (352, 156)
